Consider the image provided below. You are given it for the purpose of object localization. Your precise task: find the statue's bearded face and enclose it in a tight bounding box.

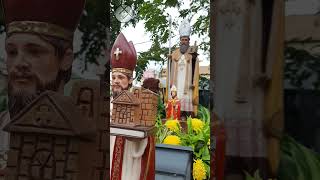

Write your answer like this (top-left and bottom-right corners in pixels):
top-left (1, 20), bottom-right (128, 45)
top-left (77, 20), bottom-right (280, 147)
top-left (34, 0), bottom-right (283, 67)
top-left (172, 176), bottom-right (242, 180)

top-left (5, 33), bottom-right (72, 116)
top-left (180, 36), bottom-right (190, 54)
top-left (111, 71), bottom-right (132, 97)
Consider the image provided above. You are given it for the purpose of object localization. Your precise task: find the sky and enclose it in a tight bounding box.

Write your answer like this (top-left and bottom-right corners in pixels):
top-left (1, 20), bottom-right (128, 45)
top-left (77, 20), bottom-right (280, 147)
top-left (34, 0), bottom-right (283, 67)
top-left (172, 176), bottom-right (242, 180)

top-left (121, 0), bottom-right (210, 72)
top-left (1, 0), bottom-right (319, 80)
top-left (120, 0), bottom-right (320, 72)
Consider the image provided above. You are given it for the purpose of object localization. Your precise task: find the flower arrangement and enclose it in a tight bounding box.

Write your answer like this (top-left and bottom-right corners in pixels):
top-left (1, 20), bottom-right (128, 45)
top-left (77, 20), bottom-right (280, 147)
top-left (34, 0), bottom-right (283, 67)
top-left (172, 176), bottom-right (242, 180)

top-left (156, 106), bottom-right (211, 180)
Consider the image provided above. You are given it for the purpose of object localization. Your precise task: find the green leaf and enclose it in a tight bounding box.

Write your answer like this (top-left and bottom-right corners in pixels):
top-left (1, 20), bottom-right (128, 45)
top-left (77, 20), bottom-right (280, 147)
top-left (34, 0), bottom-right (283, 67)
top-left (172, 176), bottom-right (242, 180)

top-left (244, 170), bottom-right (262, 180)
top-left (278, 135), bottom-right (320, 180)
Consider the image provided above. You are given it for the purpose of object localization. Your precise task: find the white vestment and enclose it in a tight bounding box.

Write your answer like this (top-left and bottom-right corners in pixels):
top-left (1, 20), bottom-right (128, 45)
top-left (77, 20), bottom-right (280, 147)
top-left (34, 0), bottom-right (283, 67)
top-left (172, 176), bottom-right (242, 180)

top-left (173, 54), bottom-right (193, 112)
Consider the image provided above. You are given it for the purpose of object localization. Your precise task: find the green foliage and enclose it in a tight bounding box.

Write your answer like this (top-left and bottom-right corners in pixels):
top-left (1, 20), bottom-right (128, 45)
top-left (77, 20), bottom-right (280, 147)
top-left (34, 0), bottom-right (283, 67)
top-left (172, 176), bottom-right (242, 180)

top-left (246, 135), bottom-right (320, 180)
top-left (197, 105), bottom-right (210, 124)
top-left (199, 76), bottom-right (210, 90)
top-left (157, 95), bottom-right (166, 119)
top-left (285, 45), bottom-right (320, 89)
top-left (156, 106), bottom-right (211, 179)
top-left (135, 38), bottom-right (172, 81)
top-left (155, 115), bottom-right (172, 144)
top-left (111, 0), bottom-right (209, 81)
top-left (278, 135), bottom-right (320, 180)
top-left (76, 0), bottom-right (108, 70)
top-left (179, 116), bottom-right (211, 179)
top-left (244, 170), bottom-right (263, 180)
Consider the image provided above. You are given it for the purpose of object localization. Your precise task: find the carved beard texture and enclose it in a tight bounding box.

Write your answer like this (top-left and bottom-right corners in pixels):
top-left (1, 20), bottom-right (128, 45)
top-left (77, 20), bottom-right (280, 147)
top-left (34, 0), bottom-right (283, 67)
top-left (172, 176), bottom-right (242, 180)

top-left (180, 44), bottom-right (189, 54)
top-left (112, 85), bottom-right (129, 98)
top-left (8, 70), bottom-right (64, 118)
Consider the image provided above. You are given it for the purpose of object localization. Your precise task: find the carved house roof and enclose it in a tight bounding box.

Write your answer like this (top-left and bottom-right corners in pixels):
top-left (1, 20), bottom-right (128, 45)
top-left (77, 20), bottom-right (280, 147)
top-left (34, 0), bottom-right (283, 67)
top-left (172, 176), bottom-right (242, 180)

top-left (111, 90), bottom-right (140, 105)
top-left (141, 87), bottom-right (159, 97)
top-left (4, 91), bottom-right (95, 140)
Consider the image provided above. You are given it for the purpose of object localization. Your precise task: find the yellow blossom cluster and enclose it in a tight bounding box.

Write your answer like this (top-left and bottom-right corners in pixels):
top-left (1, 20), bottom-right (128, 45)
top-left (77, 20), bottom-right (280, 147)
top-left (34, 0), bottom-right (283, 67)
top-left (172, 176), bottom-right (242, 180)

top-left (163, 135), bottom-right (181, 145)
top-left (165, 119), bottom-right (180, 132)
top-left (193, 159), bottom-right (207, 180)
top-left (191, 118), bottom-right (204, 133)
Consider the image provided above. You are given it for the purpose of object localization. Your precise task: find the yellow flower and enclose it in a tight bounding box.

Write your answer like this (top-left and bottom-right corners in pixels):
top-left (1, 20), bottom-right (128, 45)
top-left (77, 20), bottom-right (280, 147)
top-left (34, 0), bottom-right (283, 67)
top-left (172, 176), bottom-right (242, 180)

top-left (165, 119), bottom-right (180, 132)
top-left (207, 139), bottom-right (210, 148)
top-left (163, 135), bottom-right (181, 145)
top-left (193, 159), bottom-right (207, 180)
top-left (191, 118), bottom-right (204, 133)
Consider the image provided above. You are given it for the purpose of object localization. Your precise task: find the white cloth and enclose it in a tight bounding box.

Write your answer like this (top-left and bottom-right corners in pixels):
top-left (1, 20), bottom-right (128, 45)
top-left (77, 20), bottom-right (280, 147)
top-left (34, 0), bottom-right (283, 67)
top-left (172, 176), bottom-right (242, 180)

top-left (110, 97), bottom-right (148, 180)
top-left (110, 136), bottom-right (148, 180)
top-left (175, 55), bottom-right (193, 112)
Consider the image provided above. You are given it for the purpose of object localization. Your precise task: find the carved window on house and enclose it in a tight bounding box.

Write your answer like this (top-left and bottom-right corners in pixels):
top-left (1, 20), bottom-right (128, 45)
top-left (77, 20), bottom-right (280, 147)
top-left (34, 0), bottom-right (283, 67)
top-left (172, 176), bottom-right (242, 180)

top-left (35, 104), bottom-right (52, 127)
top-left (29, 149), bottom-right (56, 180)
top-left (128, 111), bottom-right (132, 123)
top-left (77, 88), bottom-right (94, 118)
top-left (119, 107), bottom-right (127, 124)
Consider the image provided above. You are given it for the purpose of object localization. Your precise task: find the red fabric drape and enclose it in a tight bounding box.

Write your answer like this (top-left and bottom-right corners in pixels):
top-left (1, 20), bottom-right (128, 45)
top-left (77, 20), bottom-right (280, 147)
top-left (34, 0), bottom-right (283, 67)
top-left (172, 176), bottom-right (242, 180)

top-left (111, 136), bottom-right (125, 180)
top-left (139, 137), bottom-right (155, 180)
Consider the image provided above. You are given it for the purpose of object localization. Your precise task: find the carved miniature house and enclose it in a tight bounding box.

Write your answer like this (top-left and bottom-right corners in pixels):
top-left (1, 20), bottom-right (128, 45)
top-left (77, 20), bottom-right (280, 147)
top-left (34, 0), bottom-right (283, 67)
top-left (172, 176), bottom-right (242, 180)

top-left (111, 88), bottom-right (159, 128)
top-left (70, 79), bottom-right (109, 180)
top-left (3, 91), bottom-right (95, 180)
top-left (111, 90), bottom-right (141, 126)
top-left (133, 87), bottom-right (159, 126)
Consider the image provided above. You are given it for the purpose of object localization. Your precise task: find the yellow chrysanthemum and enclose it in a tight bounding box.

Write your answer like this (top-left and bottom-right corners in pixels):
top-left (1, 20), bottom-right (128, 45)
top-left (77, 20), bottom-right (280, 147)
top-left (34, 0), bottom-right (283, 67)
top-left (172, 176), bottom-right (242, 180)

top-left (165, 119), bottom-right (180, 132)
top-left (191, 118), bottom-right (204, 133)
top-left (193, 159), bottom-right (207, 180)
top-left (163, 135), bottom-right (181, 145)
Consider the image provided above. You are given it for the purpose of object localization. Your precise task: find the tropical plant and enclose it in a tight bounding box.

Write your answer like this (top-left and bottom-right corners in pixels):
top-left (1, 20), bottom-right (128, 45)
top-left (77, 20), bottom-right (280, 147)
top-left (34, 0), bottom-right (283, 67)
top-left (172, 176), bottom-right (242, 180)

top-left (156, 106), bottom-right (211, 179)
top-left (180, 117), bottom-right (210, 179)
top-left (155, 115), bottom-right (172, 144)
top-left (278, 135), bottom-right (320, 180)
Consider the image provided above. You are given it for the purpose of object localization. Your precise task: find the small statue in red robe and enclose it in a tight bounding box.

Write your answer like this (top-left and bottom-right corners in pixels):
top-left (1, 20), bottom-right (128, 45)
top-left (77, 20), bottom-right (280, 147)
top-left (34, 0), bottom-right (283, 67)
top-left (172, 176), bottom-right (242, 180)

top-left (166, 85), bottom-right (181, 120)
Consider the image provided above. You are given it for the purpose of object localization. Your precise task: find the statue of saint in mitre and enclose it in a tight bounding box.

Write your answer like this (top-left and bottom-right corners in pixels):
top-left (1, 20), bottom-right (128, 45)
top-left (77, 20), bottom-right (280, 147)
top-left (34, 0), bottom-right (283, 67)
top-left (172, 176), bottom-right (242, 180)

top-left (168, 19), bottom-right (200, 118)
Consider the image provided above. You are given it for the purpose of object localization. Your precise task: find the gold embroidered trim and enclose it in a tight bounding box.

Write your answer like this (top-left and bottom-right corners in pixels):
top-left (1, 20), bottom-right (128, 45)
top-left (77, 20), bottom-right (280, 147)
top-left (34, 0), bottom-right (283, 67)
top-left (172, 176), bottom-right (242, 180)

top-left (7, 21), bottom-right (73, 41)
top-left (112, 68), bottom-right (133, 76)
top-left (111, 137), bottom-right (124, 180)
